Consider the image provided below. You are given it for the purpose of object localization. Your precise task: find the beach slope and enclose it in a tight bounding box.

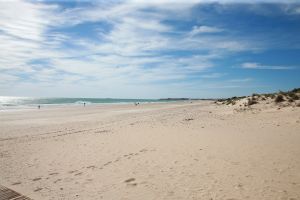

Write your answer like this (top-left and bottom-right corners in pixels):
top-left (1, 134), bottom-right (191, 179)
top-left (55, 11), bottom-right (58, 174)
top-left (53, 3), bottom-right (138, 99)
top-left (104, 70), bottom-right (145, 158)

top-left (0, 101), bottom-right (300, 200)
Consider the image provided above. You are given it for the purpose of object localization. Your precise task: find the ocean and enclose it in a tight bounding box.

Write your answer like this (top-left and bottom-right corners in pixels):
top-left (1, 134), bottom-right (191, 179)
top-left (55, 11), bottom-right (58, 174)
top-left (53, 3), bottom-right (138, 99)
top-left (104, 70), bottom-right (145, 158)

top-left (0, 96), bottom-right (171, 110)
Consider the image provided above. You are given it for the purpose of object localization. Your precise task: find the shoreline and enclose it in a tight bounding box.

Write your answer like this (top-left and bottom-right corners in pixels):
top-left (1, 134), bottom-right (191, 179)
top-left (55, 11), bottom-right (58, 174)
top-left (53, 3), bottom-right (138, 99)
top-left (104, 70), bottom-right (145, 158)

top-left (0, 100), bottom-right (198, 112)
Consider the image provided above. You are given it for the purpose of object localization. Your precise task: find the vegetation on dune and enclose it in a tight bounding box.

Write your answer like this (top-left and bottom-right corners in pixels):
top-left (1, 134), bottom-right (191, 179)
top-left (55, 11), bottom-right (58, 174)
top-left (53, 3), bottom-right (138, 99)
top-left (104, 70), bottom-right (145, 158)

top-left (291, 88), bottom-right (300, 93)
top-left (247, 98), bottom-right (258, 106)
top-left (287, 92), bottom-right (299, 100)
top-left (275, 94), bottom-right (284, 103)
top-left (215, 87), bottom-right (300, 107)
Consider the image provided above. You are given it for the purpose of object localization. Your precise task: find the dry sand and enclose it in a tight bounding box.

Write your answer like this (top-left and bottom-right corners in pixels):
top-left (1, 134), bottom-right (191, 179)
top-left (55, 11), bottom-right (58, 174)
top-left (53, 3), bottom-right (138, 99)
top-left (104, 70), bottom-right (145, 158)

top-left (0, 101), bottom-right (300, 200)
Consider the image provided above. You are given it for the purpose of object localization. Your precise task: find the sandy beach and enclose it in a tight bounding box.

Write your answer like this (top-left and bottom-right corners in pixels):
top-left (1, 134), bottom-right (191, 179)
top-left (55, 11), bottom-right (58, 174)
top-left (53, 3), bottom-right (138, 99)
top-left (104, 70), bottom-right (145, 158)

top-left (0, 101), bottom-right (300, 200)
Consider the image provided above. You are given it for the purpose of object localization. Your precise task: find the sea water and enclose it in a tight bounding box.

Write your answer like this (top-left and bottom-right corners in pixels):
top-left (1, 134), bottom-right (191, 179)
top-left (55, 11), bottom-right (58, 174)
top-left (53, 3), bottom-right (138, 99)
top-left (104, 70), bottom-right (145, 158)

top-left (0, 96), bottom-right (169, 110)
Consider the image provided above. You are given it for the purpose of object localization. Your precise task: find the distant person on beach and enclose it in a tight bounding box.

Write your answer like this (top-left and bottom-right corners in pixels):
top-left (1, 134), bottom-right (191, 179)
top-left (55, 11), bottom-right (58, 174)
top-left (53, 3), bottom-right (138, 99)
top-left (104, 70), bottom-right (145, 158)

top-left (38, 105), bottom-right (40, 109)
top-left (84, 102), bottom-right (86, 107)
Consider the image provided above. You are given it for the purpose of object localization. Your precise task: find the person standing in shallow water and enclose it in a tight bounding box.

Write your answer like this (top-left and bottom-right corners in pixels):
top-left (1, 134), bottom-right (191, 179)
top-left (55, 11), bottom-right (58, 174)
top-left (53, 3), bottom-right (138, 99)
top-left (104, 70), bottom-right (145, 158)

top-left (38, 105), bottom-right (40, 109)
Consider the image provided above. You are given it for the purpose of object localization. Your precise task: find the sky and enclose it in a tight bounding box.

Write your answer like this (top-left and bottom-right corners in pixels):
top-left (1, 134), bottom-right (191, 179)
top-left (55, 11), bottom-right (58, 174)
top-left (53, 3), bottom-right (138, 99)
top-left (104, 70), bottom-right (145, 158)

top-left (0, 0), bottom-right (300, 98)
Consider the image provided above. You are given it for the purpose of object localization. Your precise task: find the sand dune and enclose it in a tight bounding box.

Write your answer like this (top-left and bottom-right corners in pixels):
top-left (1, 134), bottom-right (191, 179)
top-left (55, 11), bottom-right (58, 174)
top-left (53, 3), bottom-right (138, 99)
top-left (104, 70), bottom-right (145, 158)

top-left (0, 101), bottom-right (300, 200)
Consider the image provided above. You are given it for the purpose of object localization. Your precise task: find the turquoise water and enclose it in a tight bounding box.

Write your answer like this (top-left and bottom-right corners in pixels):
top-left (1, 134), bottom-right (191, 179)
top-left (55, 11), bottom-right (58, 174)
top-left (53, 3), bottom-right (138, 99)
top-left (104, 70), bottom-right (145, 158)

top-left (0, 96), bottom-right (169, 109)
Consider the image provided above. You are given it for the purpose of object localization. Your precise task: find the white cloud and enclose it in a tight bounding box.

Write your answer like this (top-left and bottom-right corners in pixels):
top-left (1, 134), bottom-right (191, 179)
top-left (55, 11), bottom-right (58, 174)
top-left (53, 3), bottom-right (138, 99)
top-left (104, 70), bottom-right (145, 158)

top-left (0, 0), bottom-right (59, 41)
top-left (228, 78), bottom-right (253, 82)
top-left (0, 73), bottom-right (19, 83)
top-left (129, 0), bottom-right (299, 4)
top-left (241, 62), bottom-right (296, 70)
top-left (190, 26), bottom-right (223, 36)
top-left (200, 73), bottom-right (226, 78)
top-left (0, 0), bottom-right (298, 98)
top-left (0, 0), bottom-right (68, 75)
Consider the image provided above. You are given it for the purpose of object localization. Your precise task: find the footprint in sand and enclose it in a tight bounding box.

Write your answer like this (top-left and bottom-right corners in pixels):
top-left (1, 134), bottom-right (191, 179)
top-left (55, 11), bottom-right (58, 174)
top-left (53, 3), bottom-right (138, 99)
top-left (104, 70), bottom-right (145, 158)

top-left (34, 187), bottom-right (43, 192)
top-left (94, 130), bottom-right (110, 134)
top-left (49, 172), bottom-right (59, 176)
top-left (74, 172), bottom-right (83, 176)
top-left (139, 149), bottom-right (148, 153)
top-left (103, 161), bottom-right (112, 166)
top-left (12, 182), bottom-right (22, 185)
top-left (124, 178), bottom-right (135, 183)
top-left (54, 179), bottom-right (62, 183)
top-left (124, 178), bottom-right (137, 186)
top-left (32, 177), bottom-right (42, 181)
top-left (235, 183), bottom-right (243, 190)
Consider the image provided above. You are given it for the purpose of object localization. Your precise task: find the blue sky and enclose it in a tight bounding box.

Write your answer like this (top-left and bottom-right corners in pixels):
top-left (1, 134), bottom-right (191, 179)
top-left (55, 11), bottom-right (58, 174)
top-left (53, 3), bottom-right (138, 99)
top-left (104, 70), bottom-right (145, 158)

top-left (0, 0), bottom-right (300, 98)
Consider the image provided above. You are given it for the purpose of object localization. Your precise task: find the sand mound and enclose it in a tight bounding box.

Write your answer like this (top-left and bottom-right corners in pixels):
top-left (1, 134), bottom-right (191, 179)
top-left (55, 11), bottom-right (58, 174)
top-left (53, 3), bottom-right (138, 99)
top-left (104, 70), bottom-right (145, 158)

top-left (215, 88), bottom-right (300, 111)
